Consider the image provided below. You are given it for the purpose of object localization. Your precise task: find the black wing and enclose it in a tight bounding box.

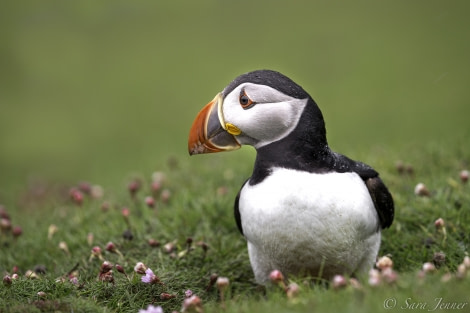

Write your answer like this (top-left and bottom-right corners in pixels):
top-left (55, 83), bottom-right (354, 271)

top-left (332, 152), bottom-right (394, 229)
top-left (364, 176), bottom-right (394, 229)
top-left (233, 180), bottom-right (249, 235)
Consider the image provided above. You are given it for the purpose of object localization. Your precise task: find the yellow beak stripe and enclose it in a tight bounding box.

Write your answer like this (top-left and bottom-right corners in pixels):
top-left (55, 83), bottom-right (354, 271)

top-left (225, 123), bottom-right (242, 136)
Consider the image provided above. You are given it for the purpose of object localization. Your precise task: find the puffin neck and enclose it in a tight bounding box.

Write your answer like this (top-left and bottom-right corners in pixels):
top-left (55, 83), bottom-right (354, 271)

top-left (249, 99), bottom-right (332, 184)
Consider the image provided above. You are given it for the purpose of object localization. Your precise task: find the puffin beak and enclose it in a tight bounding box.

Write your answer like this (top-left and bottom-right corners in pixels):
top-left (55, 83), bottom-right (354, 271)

top-left (188, 93), bottom-right (241, 155)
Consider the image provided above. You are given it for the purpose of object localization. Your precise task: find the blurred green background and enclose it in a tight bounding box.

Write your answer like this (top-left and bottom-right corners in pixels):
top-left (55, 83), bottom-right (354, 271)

top-left (1, 0), bottom-right (469, 199)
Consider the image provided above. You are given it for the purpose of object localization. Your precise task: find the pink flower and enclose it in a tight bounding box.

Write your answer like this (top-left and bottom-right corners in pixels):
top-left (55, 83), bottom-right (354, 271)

top-left (460, 170), bottom-right (469, 183)
top-left (145, 196), bottom-right (156, 208)
top-left (138, 304), bottom-right (163, 313)
top-left (105, 242), bottom-right (116, 252)
top-left (182, 295), bottom-right (202, 312)
top-left (128, 180), bottom-right (141, 197)
top-left (332, 275), bottom-right (347, 290)
top-left (122, 207), bottom-right (130, 218)
top-left (141, 268), bottom-right (161, 284)
top-left (69, 276), bottom-right (79, 286)
top-left (69, 188), bottom-right (84, 205)
top-left (3, 275), bottom-right (12, 286)
top-left (269, 269), bottom-right (284, 283)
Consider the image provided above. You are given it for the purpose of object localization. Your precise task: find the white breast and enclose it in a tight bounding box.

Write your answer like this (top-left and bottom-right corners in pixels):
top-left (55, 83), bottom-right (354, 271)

top-left (239, 167), bottom-right (381, 284)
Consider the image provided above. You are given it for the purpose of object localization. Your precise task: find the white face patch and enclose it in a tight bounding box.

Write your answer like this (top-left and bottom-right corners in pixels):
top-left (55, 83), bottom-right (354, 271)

top-left (222, 83), bottom-right (308, 149)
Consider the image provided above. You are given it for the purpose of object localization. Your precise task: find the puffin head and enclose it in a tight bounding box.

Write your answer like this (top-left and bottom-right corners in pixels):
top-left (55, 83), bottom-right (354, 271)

top-left (188, 70), bottom-right (325, 155)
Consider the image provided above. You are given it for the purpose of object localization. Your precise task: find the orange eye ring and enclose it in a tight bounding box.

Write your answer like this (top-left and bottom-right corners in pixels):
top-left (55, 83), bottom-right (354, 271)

top-left (239, 90), bottom-right (255, 109)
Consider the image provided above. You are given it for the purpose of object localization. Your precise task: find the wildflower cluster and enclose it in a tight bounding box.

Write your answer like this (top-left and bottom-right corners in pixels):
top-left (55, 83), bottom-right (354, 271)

top-left (0, 205), bottom-right (23, 245)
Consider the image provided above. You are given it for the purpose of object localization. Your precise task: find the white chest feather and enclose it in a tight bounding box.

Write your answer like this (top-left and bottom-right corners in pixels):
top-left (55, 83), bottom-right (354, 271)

top-left (238, 167), bottom-right (381, 283)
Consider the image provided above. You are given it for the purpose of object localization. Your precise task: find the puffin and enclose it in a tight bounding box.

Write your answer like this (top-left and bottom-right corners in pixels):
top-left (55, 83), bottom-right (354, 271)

top-left (188, 70), bottom-right (394, 284)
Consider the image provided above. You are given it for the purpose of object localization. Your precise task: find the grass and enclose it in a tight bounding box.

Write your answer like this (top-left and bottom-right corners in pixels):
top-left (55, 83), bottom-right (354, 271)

top-left (1, 1), bottom-right (470, 312)
top-left (1, 143), bottom-right (470, 313)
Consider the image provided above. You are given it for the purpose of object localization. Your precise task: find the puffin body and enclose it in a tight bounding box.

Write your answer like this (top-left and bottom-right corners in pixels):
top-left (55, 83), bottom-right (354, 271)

top-left (239, 169), bottom-right (381, 283)
top-left (188, 70), bottom-right (394, 284)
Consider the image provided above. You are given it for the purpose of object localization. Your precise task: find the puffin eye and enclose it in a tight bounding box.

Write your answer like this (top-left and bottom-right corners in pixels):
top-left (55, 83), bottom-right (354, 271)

top-left (239, 90), bottom-right (255, 109)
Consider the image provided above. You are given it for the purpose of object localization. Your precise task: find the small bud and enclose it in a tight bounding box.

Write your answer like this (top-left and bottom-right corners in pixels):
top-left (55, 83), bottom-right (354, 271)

top-left (422, 262), bottom-right (436, 273)
top-left (376, 256), bottom-right (393, 270)
top-left (3, 275), bottom-right (12, 286)
top-left (78, 181), bottom-right (92, 194)
top-left (100, 261), bottom-right (113, 273)
top-left (145, 196), bottom-right (156, 208)
top-left (115, 264), bottom-right (126, 274)
top-left (456, 264), bottom-right (467, 279)
top-left (128, 180), bottom-right (141, 197)
top-left (69, 276), bottom-right (79, 286)
top-left (11, 273), bottom-right (19, 280)
top-left (90, 185), bottom-right (104, 199)
top-left (140, 305), bottom-right (164, 313)
top-left (151, 181), bottom-right (161, 194)
top-left (460, 170), bottom-right (469, 183)
top-left (382, 268), bottom-right (398, 284)
top-left (368, 269), bottom-right (381, 286)
top-left (0, 218), bottom-right (11, 232)
top-left (105, 241), bottom-right (124, 258)
top-left (463, 256), bottom-right (470, 269)
top-left (182, 295), bottom-right (203, 313)
top-left (152, 172), bottom-right (166, 184)
top-left (160, 189), bottom-right (171, 203)
top-left (25, 270), bottom-right (39, 279)
top-left (216, 276), bottom-right (230, 291)
top-left (205, 273), bottom-right (218, 291)
top-left (105, 242), bottom-right (116, 253)
top-left (414, 183), bottom-right (430, 197)
top-left (148, 238), bottom-right (160, 247)
top-left (48, 224), bottom-right (58, 240)
top-left (92, 246), bottom-right (101, 255)
top-left (134, 262), bottom-right (147, 275)
top-left (163, 242), bottom-right (176, 253)
top-left (37, 291), bottom-right (47, 298)
top-left (197, 241), bottom-right (209, 254)
top-left (69, 188), bottom-right (84, 205)
top-left (395, 161), bottom-right (405, 174)
top-left (99, 270), bottom-right (114, 284)
top-left (185, 289), bottom-right (194, 298)
top-left (121, 207), bottom-right (130, 218)
top-left (186, 237), bottom-right (193, 246)
top-left (160, 292), bottom-right (176, 300)
top-left (434, 218), bottom-right (445, 230)
top-left (406, 164), bottom-right (414, 175)
top-left (269, 270), bottom-right (284, 284)
top-left (286, 282), bottom-right (300, 299)
top-left (0, 205), bottom-right (9, 219)
top-left (58, 241), bottom-right (70, 255)
top-left (90, 246), bottom-right (103, 261)
top-left (87, 233), bottom-right (94, 246)
top-left (332, 275), bottom-right (347, 290)
top-left (12, 225), bottom-right (22, 237)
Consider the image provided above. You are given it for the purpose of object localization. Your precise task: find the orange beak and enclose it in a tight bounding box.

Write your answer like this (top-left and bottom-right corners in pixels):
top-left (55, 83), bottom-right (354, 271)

top-left (188, 93), bottom-right (241, 155)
